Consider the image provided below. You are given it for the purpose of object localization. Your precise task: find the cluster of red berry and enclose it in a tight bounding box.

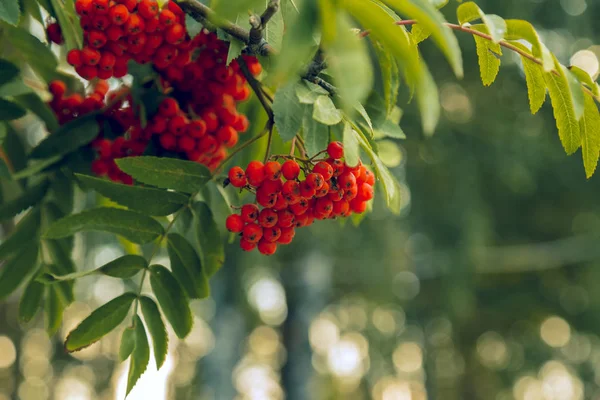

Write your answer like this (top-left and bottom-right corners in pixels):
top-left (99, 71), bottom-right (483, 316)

top-left (65, 0), bottom-right (191, 79)
top-left (225, 142), bottom-right (375, 255)
top-left (48, 80), bottom-right (108, 124)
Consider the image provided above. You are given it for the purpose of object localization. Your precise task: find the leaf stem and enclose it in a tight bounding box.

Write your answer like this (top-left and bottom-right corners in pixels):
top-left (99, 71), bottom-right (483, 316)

top-left (264, 124), bottom-right (274, 163)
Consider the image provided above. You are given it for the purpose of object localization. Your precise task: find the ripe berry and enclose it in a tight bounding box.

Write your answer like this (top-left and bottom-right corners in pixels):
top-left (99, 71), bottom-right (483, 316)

top-left (264, 161), bottom-right (281, 180)
top-left (165, 24), bottom-right (185, 45)
top-left (281, 160), bottom-right (300, 180)
top-left (168, 115), bottom-right (188, 136)
top-left (256, 190), bottom-right (276, 208)
top-left (66, 49), bottom-right (82, 67)
top-left (228, 167), bottom-right (247, 188)
top-left (159, 133), bottom-right (177, 150)
top-left (226, 214), bottom-right (244, 233)
top-left (47, 23), bottom-right (64, 44)
top-left (48, 80), bottom-right (66, 98)
top-left (159, 9), bottom-right (177, 27)
top-left (327, 141), bottom-right (344, 159)
top-left (159, 98), bottom-right (179, 117)
top-left (356, 183), bottom-right (374, 201)
top-left (93, 0), bottom-right (110, 14)
top-left (332, 199), bottom-right (350, 216)
top-left (138, 0), bottom-right (159, 18)
top-left (241, 204), bottom-right (259, 223)
top-left (88, 30), bottom-right (108, 48)
top-left (257, 239), bottom-right (277, 255)
top-left (315, 198), bottom-right (333, 216)
top-left (109, 4), bottom-right (130, 25)
top-left (299, 180), bottom-right (316, 198)
top-left (216, 126), bottom-right (235, 144)
top-left (258, 209), bottom-right (278, 228)
top-left (277, 209), bottom-right (295, 228)
top-left (243, 223), bottom-right (263, 243)
top-left (188, 120), bottom-right (207, 138)
top-left (262, 227), bottom-right (281, 243)
top-left (75, 0), bottom-right (93, 16)
top-left (313, 161), bottom-right (334, 181)
top-left (92, 14), bottom-right (111, 30)
top-left (338, 171), bottom-right (357, 190)
top-left (277, 227), bottom-right (295, 245)
top-left (350, 198), bottom-right (368, 213)
top-left (81, 47), bottom-right (101, 65)
top-left (125, 14), bottom-right (144, 35)
top-left (329, 158), bottom-right (345, 177)
top-left (240, 238), bottom-right (256, 252)
top-left (246, 161), bottom-right (265, 187)
top-left (178, 136), bottom-right (196, 152)
top-left (77, 65), bottom-right (99, 80)
top-left (99, 51), bottom-right (116, 70)
top-left (305, 173), bottom-right (324, 190)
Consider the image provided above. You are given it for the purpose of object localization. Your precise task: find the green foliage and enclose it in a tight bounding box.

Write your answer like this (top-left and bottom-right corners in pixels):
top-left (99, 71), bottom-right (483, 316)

top-left (44, 207), bottom-right (165, 244)
top-left (273, 82), bottom-right (305, 142)
top-left (471, 26), bottom-right (501, 86)
top-left (0, 99), bottom-right (26, 121)
top-left (0, 179), bottom-right (49, 221)
top-left (457, 2), bottom-right (506, 43)
top-left (19, 277), bottom-right (44, 323)
top-left (0, 60), bottom-right (19, 86)
top-left (167, 233), bottom-right (210, 299)
top-left (0, 2), bottom-right (20, 26)
top-left (65, 293), bottom-right (137, 352)
top-left (100, 255), bottom-right (148, 279)
top-left (193, 202), bottom-right (224, 278)
top-left (116, 157), bottom-right (212, 194)
top-left (45, 285), bottom-right (64, 336)
top-left (119, 326), bottom-right (136, 362)
top-left (579, 94), bottom-right (600, 179)
top-left (30, 115), bottom-right (100, 158)
top-left (126, 316), bottom-right (150, 395)
top-left (139, 296), bottom-right (168, 369)
top-left (0, 207), bottom-right (40, 259)
top-left (76, 174), bottom-right (189, 216)
top-left (149, 265), bottom-right (193, 339)
top-left (0, 242), bottom-right (39, 300)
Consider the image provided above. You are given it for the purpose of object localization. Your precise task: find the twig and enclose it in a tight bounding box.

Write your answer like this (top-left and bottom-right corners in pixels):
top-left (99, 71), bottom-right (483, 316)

top-left (393, 20), bottom-right (600, 103)
top-left (216, 121), bottom-right (273, 174)
top-left (248, 0), bottom-right (280, 56)
top-left (290, 137), bottom-right (296, 156)
top-left (303, 49), bottom-right (336, 95)
top-left (238, 56), bottom-right (274, 119)
top-left (264, 124), bottom-right (274, 163)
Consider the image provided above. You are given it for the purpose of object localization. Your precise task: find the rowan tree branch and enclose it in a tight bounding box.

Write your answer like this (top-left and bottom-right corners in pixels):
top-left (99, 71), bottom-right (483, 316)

top-left (248, 0), bottom-right (280, 55)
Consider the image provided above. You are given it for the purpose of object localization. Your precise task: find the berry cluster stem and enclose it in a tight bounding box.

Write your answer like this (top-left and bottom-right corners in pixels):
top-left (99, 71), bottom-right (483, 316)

top-left (215, 120), bottom-right (273, 175)
top-left (238, 56), bottom-right (273, 119)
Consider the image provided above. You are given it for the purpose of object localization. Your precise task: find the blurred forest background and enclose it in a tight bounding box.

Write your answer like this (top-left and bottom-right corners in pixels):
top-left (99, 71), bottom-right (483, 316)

top-left (3, 0), bottom-right (600, 399)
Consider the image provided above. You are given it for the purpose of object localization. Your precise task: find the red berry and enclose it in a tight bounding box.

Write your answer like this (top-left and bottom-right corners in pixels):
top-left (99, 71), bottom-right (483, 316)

top-left (282, 180), bottom-right (300, 204)
top-left (240, 238), bottom-right (256, 252)
top-left (332, 199), bottom-right (350, 216)
top-left (257, 239), bottom-right (277, 255)
top-left (327, 141), bottom-right (344, 159)
top-left (138, 0), bottom-right (159, 18)
top-left (159, 133), bottom-right (177, 150)
top-left (356, 183), bottom-right (374, 201)
top-left (338, 171), bottom-right (357, 190)
top-left (188, 120), bottom-right (207, 138)
top-left (109, 4), bottom-right (130, 25)
top-left (66, 49), bottom-right (82, 67)
top-left (228, 166), bottom-right (247, 188)
top-left (202, 111), bottom-right (219, 132)
top-left (281, 160), bottom-right (300, 180)
top-left (159, 9), bottom-right (177, 27)
top-left (159, 97), bottom-right (179, 117)
top-left (216, 126), bottom-right (235, 144)
top-left (262, 227), bottom-right (281, 243)
top-left (232, 114), bottom-right (249, 132)
top-left (241, 204), bottom-right (259, 223)
top-left (178, 136), bottom-right (195, 152)
top-left (258, 209), bottom-right (278, 228)
top-left (88, 30), bottom-right (108, 49)
top-left (243, 223), bottom-right (263, 244)
top-left (77, 65), bottom-right (99, 80)
top-left (315, 198), bottom-right (333, 216)
top-left (99, 51), bottom-right (116, 70)
top-left (313, 161), bottom-right (334, 181)
top-left (92, 14), bottom-right (111, 30)
top-left (246, 161), bottom-right (265, 187)
top-left (226, 214), bottom-right (244, 233)
top-left (329, 158), bottom-right (345, 177)
top-left (264, 161), bottom-right (281, 180)
top-left (125, 14), bottom-right (145, 35)
top-left (81, 47), bottom-right (101, 66)
top-left (91, 159), bottom-right (109, 176)
top-left (277, 227), bottom-right (295, 245)
top-left (75, 0), bottom-right (93, 16)
top-left (350, 198), bottom-right (368, 213)
top-left (168, 115), bottom-right (188, 136)
top-left (165, 23), bottom-right (185, 45)
top-left (305, 173), bottom-right (324, 190)
top-left (48, 80), bottom-right (66, 98)
top-left (299, 180), bottom-right (316, 198)
top-left (46, 23), bottom-right (63, 45)
top-left (277, 209), bottom-right (295, 228)
top-left (93, 0), bottom-right (110, 14)
top-left (256, 190), bottom-right (277, 208)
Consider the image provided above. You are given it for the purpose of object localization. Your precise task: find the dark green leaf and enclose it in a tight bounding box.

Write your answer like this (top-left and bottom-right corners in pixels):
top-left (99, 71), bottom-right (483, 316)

top-left (303, 108), bottom-right (329, 157)
top-left (0, 179), bottom-right (49, 221)
top-left (265, 1), bottom-right (284, 52)
top-left (19, 277), bottom-right (44, 323)
top-left (2, 124), bottom-right (26, 175)
top-left (14, 93), bottom-right (60, 132)
top-left (150, 265), bottom-right (193, 339)
top-left (44, 207), bottom-right (164, 244)
top-left (273, 82), bottom-right (304, 142)
top-left (0, 242), bottom-right (39, 300)
top-left (50, 170), bottom-right (75, 214)
top-left (30, 114), bottom-right (100, 159)
top-left (100, 255), bottom-right (148, 279)
top-left (76, 174), bottom-right (189, 216)
top-left (0, 79), bottom-right (34, 97)
top-left (0, 59), bottom-right (20, 86)
top-left (11, 155), bottom-right (63, 180)
top-left (313, 95), bottom-right (343, 125)
top-left (45, 285), bottom-right (64, 336)
top-left (44, 246), bottom-right (75, 304)
top-left (119, 326), bottom-right (136, 362)
top-left (65, 292), bottom-right (137, 352)
top-left (192, 202), bottom-right (224, 278)
top-left (116, 156), bottom-right (211, 194)
top-left (0, 99), bottom-right (26, 121)
top-left (4, 26), bottom-right (58, 79)
top-left (127, 315), bottom-right (150, 395)
top-left (140, 296), bottom-right (168, 369)
top-left (0, 207), bottom-right (41, 260)
top-left (0, 1), bottom-right (21, 26)
top-left (167, 233), bottom-right (209, 299)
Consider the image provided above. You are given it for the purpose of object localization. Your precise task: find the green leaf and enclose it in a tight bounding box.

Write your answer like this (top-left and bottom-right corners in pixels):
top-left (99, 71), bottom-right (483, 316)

top-left (65, 293), bottom-right (137, 352)
top-left (0, 59), bottom-right (20, 86)
top-left (21, 0), bottom-right (44, 23)
top-left (380, 0), bottom-right (463, 77)
top-left (373, 41), bottom-right (401, 116)
top-left (343, 122), bottom-right (360, 167)
top-left (0, 179), bottom-right (49, 221)
top-left (30, 114), bottom-right (100, 159)
top-left (303, 107), bottom-right (329, 157)
top-left (19, 277), bottom-right (44, 323)
top-left (4, 26), bottom-right (59, 80)
top-left (354, 126), bottom-right (402, 213)
top-left (185, 14), bottom-right (204, 38)
top-left (512, 42), bottom-right (546, 114)
top-left (167, 233), bottom-right (210, 299)
top-left (149, 265), bottom-right (193, 339)
top-left (375, 119), bottom-right (406, 139)
top-left (48, 0), bottom-right (82, 50)
top-left (11, 155), bottom-right (63, 180)
top-left (296, 80), bottom-right (329, 104)
top-left (273, 82), bottom-right (305, 142)
top-left (265, 0), bottom-right (284, 52)
top-left (116, 156), bottom-right (211, 194)
top-left (504, 19), bottom-right (553, 71)
top-left (226, 15), bottom-right (248, 65)
top-left (100, 255), bottom-right (148, 279)
top-left (44, 207), bottom-right (165, 244)
top-left (140, 296), bottom-right (168, 369)
top-left (126, 315), bottom-right (150, 395)
top-left (45, 285), bottom-right (64, 336)
top-left (569, 66), bottom-right (600, 97)
top-left (456, 2), bottom-right (506, 42)
top-left (325, 12), bottom-right (374, 113)
top-left (119, 326), bottom-right (136, 362)
top-left (0, 207), bottom-right (41, 260)
top-left (14, 93), bottom-right (60, 132)
top-left (580, 94), bottom-right (600, 179)
top-left (213, 0), bottom-right (263, 20)
top-left (313, 95), bottom-right (343, 125)
top-left (378, 139), bottom-right (403, 167)
top-left (0, 1), bottom-right (20, 26)
top-left (0, 242), bottom-right (39, 300)
top-left (565, 67), bottom-right (585, 120)
top-left (192, 202), bottom-right (225, 278)
top-left (544, 56), bottom-right (582, 155)
top-left (472, 30), bottom-right (502, 86)
top-left (44, 243), bottom-right (75, 304)
top-left (345, 0), bottom-right (440, 135)
top-left (319, 0), bottom-right (337, 45)
top-left (0, 99), bottom-right (26, 121)
top-left (411, 25), bottom-right (432, 43)
top-left (76, 174), bottom-right (189, 216)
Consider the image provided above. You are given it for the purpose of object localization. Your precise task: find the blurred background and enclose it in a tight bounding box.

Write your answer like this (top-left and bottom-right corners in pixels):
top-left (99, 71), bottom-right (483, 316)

top-left (3, 0), bottom-right (600, 399)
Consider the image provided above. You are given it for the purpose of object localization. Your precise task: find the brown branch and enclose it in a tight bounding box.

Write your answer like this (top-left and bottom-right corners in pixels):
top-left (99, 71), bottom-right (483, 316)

top-left (249, 0), bottom-right (280, 55)
top-left (394, 20), bottom-right (600, 102)
top-left (238, 57), bottom-right (274, 120)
